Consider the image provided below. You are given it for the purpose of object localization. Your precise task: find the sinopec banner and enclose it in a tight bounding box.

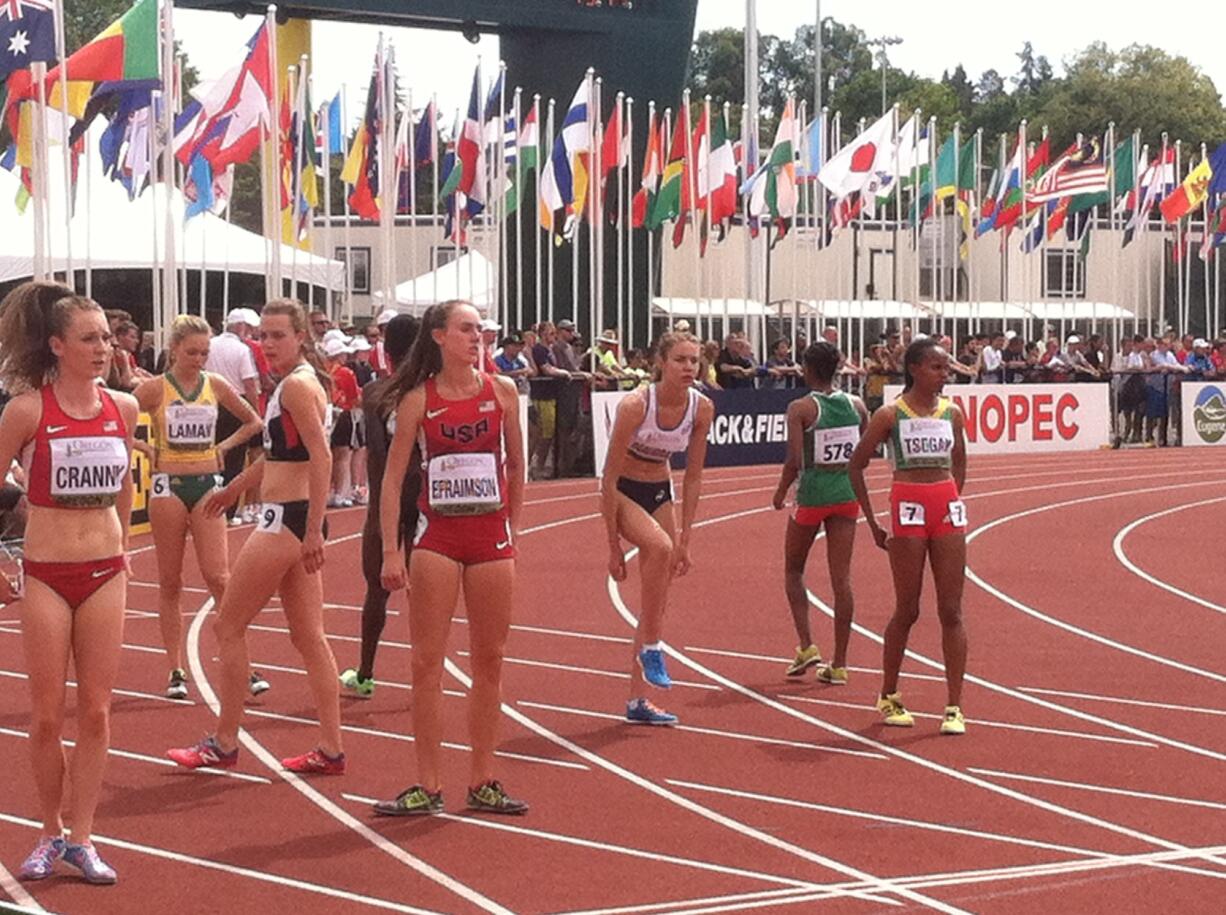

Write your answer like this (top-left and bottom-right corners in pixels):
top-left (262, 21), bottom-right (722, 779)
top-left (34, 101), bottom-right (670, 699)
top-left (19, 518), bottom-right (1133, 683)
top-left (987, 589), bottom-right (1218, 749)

top-left (883, 384), bottom-right (1109, 453)
top-left (1182, 382), bottom-right (1226, 447)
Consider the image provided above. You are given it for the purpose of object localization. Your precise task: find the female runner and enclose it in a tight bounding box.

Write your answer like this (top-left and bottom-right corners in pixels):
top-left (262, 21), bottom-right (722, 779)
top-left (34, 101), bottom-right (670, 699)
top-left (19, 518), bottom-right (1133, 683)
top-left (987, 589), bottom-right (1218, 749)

top-left (374, 301), bottom-right (526, 816)
top-left (772, 342), bottom-right (868, 684)
top-left (133, 315), bottom-right (263, 700)
top-left (602, 331), bottom-right (713, 726)
top-left (168, 299), bottom-right (344, 772)
top-left (848, 337), bottom-right (969, 735)
top-left (339, 314), bottom-right (420, 698)
top-left (0, 281), bottom-right (137, 884)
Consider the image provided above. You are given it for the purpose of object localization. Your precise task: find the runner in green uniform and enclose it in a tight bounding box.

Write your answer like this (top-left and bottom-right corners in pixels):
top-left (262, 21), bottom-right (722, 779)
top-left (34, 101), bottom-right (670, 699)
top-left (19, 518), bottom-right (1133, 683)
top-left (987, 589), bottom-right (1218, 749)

top-left (773, 342), bottom-right (868, 684)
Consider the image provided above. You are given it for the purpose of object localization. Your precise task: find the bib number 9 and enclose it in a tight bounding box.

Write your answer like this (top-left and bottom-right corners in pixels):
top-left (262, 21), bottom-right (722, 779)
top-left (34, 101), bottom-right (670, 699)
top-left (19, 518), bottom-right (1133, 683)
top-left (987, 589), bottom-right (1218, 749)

top-left (151, 473), bottom-right (171, 499)
top-left (257, 503), bottom-right (285, 535)
top-left (898, 501), bottom-right (926, 527)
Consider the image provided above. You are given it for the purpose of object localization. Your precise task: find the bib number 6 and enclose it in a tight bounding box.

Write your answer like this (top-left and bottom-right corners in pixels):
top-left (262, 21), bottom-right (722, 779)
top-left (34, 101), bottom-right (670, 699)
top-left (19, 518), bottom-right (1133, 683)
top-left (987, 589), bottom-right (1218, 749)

top-left (257, 503), bottom-right (285, 535)
top-left (151, 473), bottom-right (171, 499)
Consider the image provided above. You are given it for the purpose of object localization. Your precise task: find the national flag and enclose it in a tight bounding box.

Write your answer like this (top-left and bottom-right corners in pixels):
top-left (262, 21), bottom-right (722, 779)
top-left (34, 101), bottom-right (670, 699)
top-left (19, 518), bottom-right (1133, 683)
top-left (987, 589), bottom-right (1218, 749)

top-left (1124, 146), bottom-right (1175, 245)
top-left (631, 107), bottom-right (661, 229)
top-left (482, 68), bottom-right (504, 143)
top-left (1020, 206), bottom-right (1046, 253)
top-left (645, 102), bottom-right (686, 232)
top-left (598, 101), bottom-right (626, 224)
top-left (796, 115), bottom-right (822, 178)
top-left (290, 79), bottom-right (320, 239)
top-left (816, 108), bottom-right (893, 200)
top-left (341, 55), bottom-right (382, 221)
top-left (0, 0), bottom-right (56, 81)
top-left (989, 137), bottom-right (1050, 234)
top-left (681, 102), bottom-right (708, 249)
top-left (456, 66), bottom-right (486, 211)
top-left (184, 154), bottom-right (215, 219)
top-left (413, 99), bottom-right (436, 169)
top-left (1068, 136), bottom-right (1134, 215)
top-left (977, 165), bottom-right (1001, 236)
top-left (1160, 157), bottom-right (1212, 223)
top-left (1207, 142), bottom-right (1226, 198)
top-left (517, 99), bottom-right (538, 171)
top-left (538, 78), bottom-right (591, 237)
top-left (745, 96), bottom-right (798, 244)
top-left (318, 92), bottom-right (342, 157)
top-left (706, 107), bottom-right (738, 243)
top-left (1029, 137), bottom-right (1109, 203)
top-left (1200, 202), bottom-right (1226, 259)
top-left (98, 88), bottom-right (152, 198)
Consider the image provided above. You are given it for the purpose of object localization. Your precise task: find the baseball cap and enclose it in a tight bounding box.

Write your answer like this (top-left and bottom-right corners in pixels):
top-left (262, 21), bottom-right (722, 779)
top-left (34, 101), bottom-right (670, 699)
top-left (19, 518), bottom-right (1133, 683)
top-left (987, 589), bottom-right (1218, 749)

top-left (350, 336), bottom-right (372, 353)
top-left (556, 319), bottom-right (576, 331)
top-left (1004, 330), bottom-right (1018, 340)
top-left (226, 308), bottom-right (256, 327)
top-left (376, 308), bottom-right (399, 327)
top-left (322, 337), bottom-right (353, 358)
top-left (1194, 338), bottom-right (1209, 348)
top-left (479, 319), bottom-right (502, 333)
top-left (499, 334), bottom-right (523, 347)
top-left (597, 330), bottom-right (620, 345)
top-left (322, 328), bottom-right (347, 344)
top-left (1067, 335), bottom-right (1082, 344)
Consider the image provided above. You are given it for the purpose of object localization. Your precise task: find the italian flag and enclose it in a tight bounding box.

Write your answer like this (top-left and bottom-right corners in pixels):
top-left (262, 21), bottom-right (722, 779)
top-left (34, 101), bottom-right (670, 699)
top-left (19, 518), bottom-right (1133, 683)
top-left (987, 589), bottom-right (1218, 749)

top-left (706, 109), bottom-right (738, 243)
top-left (631, 109), bottom-right (662, 229)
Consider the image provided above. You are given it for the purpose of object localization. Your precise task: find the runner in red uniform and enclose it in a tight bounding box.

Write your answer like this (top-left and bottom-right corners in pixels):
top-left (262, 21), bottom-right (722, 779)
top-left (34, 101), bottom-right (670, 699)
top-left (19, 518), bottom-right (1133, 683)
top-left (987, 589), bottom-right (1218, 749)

top-left (374, 300), bottom-right (527, 817)
top-left (0, 282), bottom-right (138, 885)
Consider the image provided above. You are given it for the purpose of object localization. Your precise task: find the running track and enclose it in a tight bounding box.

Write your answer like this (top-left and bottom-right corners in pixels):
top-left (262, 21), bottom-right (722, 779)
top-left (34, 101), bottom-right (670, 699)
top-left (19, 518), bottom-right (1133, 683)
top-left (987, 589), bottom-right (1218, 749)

top-left (1, 449), bottom-right (1224, 914)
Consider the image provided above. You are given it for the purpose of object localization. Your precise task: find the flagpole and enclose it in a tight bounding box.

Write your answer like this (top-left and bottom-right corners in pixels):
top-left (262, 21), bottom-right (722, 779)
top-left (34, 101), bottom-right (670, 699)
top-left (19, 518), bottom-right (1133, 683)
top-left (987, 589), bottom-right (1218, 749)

top-left (264, 5), bottom-right (282, 298)
top-left (406, 87), bottom-right (418, 313)
top-left (51, 0), bottom-right (72, 288)
top-left (84, 118), bottom-right (93, 299)
top-left (341, 82), bottom-right (354, 323)
top-left (623, 95), bottom-right (633, 351)
top-left (514, 86), bottom-right (524, 333)
top-left (532, 94), bottom-right (542, 330)
top-left (321, 88), bottom-right (334, 321)
top-left (663, 106), bottom-right (672, 332)
top-left (147, 89), bottom-right (162, 343)
top-left (616, 91), bottom-right (626, 349)
top-left (971, 127), bottom-right (982, 338)
top-left (546, 97), bottom-right (556, 326)
top-left (591, 72), bottom-right (602, 357)
top-left (383, 39), bottom-right (396, 314)
top-left (1173, 139), bottom-right (1183, 335)
top-left (223, 170), bottom-right (234, 312)
top-left (287, 63), bottom-right (301, 301)
top-left (497, 61), bottom-right (509, 328)
top-left (160, 0), bottom-right (179, 322)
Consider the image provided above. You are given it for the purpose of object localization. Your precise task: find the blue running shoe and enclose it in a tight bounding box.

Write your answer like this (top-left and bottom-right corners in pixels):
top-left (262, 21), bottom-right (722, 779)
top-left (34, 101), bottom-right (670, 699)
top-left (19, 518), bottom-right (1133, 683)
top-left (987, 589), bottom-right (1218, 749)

top-left (626, 697), bottom-right (678, 726)
top-left (19, 836), bottom-right (64, 881)
top-left (62, 842), bottom-right (117, 885)
top-left (637, 647), bottom-right (672, 689)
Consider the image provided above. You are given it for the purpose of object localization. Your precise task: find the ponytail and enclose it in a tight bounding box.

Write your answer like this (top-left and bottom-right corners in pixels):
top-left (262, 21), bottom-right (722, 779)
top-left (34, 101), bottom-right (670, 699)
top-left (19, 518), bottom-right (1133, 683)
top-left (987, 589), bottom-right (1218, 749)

top-left (0, 281), bottom-right (103, 392)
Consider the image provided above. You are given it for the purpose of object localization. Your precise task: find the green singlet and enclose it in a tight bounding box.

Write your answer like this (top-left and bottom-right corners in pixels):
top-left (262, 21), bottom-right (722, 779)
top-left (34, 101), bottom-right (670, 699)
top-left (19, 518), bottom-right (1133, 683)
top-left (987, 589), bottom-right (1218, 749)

top-left (797, 391), bottom-right (860, 508)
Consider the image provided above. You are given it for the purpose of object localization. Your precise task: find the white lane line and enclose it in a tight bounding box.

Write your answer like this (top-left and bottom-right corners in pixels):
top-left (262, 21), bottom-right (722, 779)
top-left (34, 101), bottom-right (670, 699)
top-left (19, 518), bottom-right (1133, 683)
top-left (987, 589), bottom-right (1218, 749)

top-left (1111, 496), bottom-right (1226, 615)
top-left (0, 811), bottom-right (442, 914)
top-left (1017, 686), bottom-right (1226, 718)
top-left (243, 659), bottom-right (466, 698)
top-left (0, 726), bottom-right (269, 784)
top-left (517, 700), bottom-right (887, 761)
top-left (0, 668), bottom-right (196, 707)
top-left (186, 599), bottom-right (516, 915)
top-left (682, 644), bottom-right (969, 685)
top-left (779, 694), bottom-right (1156, 748)
top-left (249, 622), bottom-right (411, 650)
top-left (441, 660), bottom-right (932, 914)
top-left (244, 707), bottom-right (588, 772)
top-left (968, 768), bottom-right (1226, 812)
top-left (552, 886), bottom-right (836, 915)
top-left (0, 859), bottom-right (41, 912)
top-left (338, 792), bottom-right (828, 892)
top-left (454, 650), bottom-right (720, 691)
top-left (966, 481), bottom-right (1226, 686)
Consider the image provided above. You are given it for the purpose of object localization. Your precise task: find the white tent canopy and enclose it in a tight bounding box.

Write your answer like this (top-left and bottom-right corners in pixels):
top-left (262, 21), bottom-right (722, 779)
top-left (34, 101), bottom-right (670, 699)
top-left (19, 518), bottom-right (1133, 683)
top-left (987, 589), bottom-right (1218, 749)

top-left (0, 158), bottom-right (345, 289)
top-left (371, 249), bottom-right (495, 316)
top-left (924, 301), bottom-right (1135, 321)
top-left (776, 299), bottom-right (934, 320)
top-left (652, 297), bottom-right (771, 317)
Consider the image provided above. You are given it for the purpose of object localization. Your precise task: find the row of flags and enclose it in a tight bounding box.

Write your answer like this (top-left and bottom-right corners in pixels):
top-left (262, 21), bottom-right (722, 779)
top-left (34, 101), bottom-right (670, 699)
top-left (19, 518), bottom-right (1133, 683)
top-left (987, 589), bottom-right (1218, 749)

top-left (5, 0), bottom-right (1226, 267)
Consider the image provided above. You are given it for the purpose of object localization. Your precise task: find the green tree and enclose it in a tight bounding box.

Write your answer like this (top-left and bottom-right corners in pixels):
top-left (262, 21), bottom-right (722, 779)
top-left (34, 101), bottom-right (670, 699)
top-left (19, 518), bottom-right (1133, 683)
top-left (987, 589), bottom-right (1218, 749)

top-left (1014, 41), bottom-right (1054, 97)
top-left (943, 65), bottom-right (974, 117)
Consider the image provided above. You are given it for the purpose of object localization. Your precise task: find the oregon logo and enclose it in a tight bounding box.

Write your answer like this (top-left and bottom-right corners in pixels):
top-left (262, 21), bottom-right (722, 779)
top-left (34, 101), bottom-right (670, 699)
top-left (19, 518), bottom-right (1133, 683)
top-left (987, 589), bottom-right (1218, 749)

top-left (1193, 385), bottom-right (1226, 444)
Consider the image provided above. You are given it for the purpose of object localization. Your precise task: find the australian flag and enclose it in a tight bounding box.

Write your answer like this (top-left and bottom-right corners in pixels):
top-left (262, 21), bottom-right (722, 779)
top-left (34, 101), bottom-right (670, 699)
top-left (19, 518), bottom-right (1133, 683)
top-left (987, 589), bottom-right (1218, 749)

top-left (1, 0), bottom-right (56, 81)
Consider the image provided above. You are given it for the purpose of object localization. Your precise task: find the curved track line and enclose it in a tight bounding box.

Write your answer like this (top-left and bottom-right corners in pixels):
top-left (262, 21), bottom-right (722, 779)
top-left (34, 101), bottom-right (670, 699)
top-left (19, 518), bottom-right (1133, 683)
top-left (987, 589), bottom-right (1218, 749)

top-left (1112, 496), bottom-right (1226, 615)
top-left (0, 860), bottom-right (41, 912)
top-left (965, 481), bottom-right (1226, 685)
top-left (185, 598), bottom-right (514, 915)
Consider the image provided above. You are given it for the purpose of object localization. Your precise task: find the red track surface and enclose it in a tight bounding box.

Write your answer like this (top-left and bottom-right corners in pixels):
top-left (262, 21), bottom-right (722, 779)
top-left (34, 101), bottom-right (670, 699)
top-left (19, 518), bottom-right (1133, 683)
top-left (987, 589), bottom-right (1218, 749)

top-left (2, 449), bottom-right (1225, 914)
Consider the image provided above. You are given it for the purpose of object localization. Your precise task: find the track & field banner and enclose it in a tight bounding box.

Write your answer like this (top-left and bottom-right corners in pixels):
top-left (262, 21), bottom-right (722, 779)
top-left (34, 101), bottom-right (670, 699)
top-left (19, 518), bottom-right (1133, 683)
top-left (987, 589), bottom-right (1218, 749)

top-left (883, 384), bottom-right (1109, 454)
top-left (1181, 382), bottom-right (1226, 447)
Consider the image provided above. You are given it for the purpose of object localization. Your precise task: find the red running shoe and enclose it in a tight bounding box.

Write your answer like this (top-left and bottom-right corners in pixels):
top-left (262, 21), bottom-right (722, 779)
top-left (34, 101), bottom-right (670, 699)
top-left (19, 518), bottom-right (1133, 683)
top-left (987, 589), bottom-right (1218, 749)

top-left (282, 747), bottom-right (346, 775)
top-left (167, 736), bottom-right (238, 770)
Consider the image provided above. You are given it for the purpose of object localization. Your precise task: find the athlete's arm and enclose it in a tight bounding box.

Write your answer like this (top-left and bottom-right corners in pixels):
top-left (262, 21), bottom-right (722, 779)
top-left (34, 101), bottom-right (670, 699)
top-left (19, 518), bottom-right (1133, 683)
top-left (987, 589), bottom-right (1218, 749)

top-left (113, 392), bottom-right (140, 557)
top-left (283, 374), bottom-right (332, 574)
top-left (130, 376), bottom-right (161, 460)
top-left (773, 397), bottom-right (816, 511)
top-left (212, 374), bottom-right (263, 465)
top-left (600, 391), bottom-right (648, 583)
top-left (849, 406), bottom-right (894, 551)
top-left (950, 404), bottom-right (968, 494)
top-left (380, 386), bottom-right (425, 592)
top-left (205, 458), bottom-right (264, 518)
top-left (0, 394), bottom-right (38, 602)
top-left (675, 396), bottom-right (714, 577)
top-left (492, 375), bottom-right (525, 537)
top-left (362, 385), bottom-right (388, 517)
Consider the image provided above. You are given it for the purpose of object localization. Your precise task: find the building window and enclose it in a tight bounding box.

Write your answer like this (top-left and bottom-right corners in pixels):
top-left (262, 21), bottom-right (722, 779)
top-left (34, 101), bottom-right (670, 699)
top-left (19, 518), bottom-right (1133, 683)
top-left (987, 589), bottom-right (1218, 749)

top-left (334, 246), bottom-right (371, 294)
top-left (432, 245), bottom-right (460, 269)
top-left (1044, 249), bottom-right (1085, 298)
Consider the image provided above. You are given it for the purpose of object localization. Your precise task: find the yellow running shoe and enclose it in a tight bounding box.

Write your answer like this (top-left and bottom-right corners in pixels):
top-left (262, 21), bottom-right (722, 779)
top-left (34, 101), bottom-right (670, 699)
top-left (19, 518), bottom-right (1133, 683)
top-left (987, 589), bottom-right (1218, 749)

top-left (940, 706), bottom-right (966, 735)
top-left (785, 645), bottom-right (822, 677)
top-left (876, 692), bottom-right (914, 727)
top-left (815, 665), bottom-right (848, 686)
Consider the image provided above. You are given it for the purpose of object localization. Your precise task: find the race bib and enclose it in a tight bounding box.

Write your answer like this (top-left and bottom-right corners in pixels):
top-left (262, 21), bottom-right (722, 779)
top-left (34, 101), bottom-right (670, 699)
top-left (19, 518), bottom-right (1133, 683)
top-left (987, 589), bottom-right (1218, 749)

top-left (164, 403), bottom-right (217, 450)
top-left (947, 500), bottom-right (968, 528)
top-left (49, 437), bottom-right (129, 506)
top-left (257, 503), bottom-right (284, 535)
top-left (151, 473), bottom-right (171, 499)
top-left (898, 501), bottom-right (926, 527)
top-left (427, 452), bottom-right (502, 515)
top-left (814, 425), bottom-right (860, 465)
top-left (898, 417), bottom-right (954, 465)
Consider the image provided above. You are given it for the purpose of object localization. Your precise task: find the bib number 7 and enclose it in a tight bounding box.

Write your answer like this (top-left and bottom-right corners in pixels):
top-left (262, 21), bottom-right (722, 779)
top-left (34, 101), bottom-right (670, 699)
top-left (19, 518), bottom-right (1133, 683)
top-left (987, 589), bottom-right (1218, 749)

top-left (897, 501), bottom-right (925, 527)
top-left (947, 500), bottom-right (968, 528)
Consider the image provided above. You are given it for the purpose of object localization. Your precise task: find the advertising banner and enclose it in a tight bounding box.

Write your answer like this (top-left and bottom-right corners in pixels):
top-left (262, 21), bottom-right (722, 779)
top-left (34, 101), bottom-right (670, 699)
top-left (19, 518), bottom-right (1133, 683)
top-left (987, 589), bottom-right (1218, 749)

top-left (1182, 382), bottom-right (1226, 447)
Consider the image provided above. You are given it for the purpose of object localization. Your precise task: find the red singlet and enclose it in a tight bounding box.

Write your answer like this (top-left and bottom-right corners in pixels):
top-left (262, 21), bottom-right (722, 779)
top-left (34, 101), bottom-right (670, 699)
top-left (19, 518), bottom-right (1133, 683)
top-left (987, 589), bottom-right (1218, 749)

top-left (22, 386), bottom-right (129, 509)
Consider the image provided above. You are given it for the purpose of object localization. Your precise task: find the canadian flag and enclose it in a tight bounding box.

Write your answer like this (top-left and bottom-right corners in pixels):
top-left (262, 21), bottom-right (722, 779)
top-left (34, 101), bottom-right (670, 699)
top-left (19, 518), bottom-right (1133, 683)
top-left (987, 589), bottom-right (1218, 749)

top-left (816, 109), bottom-right (895, 201)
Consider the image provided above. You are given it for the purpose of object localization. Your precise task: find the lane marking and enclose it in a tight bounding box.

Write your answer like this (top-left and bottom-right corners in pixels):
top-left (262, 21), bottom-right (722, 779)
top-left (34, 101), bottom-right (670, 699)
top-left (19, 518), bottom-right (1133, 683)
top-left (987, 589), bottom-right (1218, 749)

top-left (0, 811), bottom-right (442, 914)
top-left (186, 599), bottom-right (516, 915)
top-left (968, 767), bottom-right (1226, 812)
top-left (517, 700), bottom-right (887, 760)
top-left (682, 645), bottom-right (948, 683)
top-left (241, 659), bottom-right (466, 698)
top-left (1111, 496), bottom-right (1226, 615)
top-left (454, 650), bottom-right (720, 691)
top-left (779, 694), bottom-right (1156, 748)
top-left (337, 792), bottom-right (829, 891)
top-left (0, 726), bottom-right (270, 784)
top-left (1017, 686), bottom-right (1226, 718)
top-left (0, 668), bottom-right (197, 707)
top-left (0, 859), bottom-right (41, 912)
top-left (243, 708), bottom-right (589, 771)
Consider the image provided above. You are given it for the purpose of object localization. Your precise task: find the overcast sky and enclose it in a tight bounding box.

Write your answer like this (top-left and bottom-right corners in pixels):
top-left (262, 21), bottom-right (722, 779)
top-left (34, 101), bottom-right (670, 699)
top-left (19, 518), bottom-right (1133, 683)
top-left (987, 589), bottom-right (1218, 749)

top-left (176, 1), bottom-right (1225, 132)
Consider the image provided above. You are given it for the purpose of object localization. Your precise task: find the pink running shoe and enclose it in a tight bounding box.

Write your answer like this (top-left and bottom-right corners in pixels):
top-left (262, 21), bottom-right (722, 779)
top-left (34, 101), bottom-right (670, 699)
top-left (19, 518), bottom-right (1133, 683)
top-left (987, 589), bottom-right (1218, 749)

top-left (282, 748), bottom-right (346, 775)
top-left (167, 736), bottom-right (238, 770)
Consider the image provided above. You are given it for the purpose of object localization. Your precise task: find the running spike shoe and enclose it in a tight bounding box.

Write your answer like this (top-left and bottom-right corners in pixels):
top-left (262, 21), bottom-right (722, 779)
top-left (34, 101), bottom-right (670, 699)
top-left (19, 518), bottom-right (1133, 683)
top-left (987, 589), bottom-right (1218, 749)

top-left (785, 645), bottom-right (822, 677)
top-left (165, 669), bottom-right (189, 700)
top-left (373, 786), bottom-right (443, 817)
top-left (167, 735), bottom-right (238, 769)
top-left (281, 748), bottom-right (346, 775)
top-left (625, 697), bottom-right (678, 726)
top-left (18, 836), bottom-right (64, 881)
top-left (815, 665), bottom-right (848, 686)
top-left (466, 780), bottom-right (529, 815)
top-left (637, 647), bottom-right (672, 689)
top-left (249, 670), bottom-right (271, 696)
top-left (940, 706), bottom-right (966, 736)
top-left (875, 692), bottom-right (915, 727)
top-left (339, 668), bottom-right (375, 699)
top-left (61, 842), bottom-right (117, 885)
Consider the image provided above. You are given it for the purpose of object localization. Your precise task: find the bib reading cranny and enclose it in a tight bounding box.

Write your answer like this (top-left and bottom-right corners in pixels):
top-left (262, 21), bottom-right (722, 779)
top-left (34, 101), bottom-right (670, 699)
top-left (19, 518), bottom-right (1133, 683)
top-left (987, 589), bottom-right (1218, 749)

top-left (49, 437), bottom-right (129, 506)
top-left (427, 452), bottom-right (502, 515)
